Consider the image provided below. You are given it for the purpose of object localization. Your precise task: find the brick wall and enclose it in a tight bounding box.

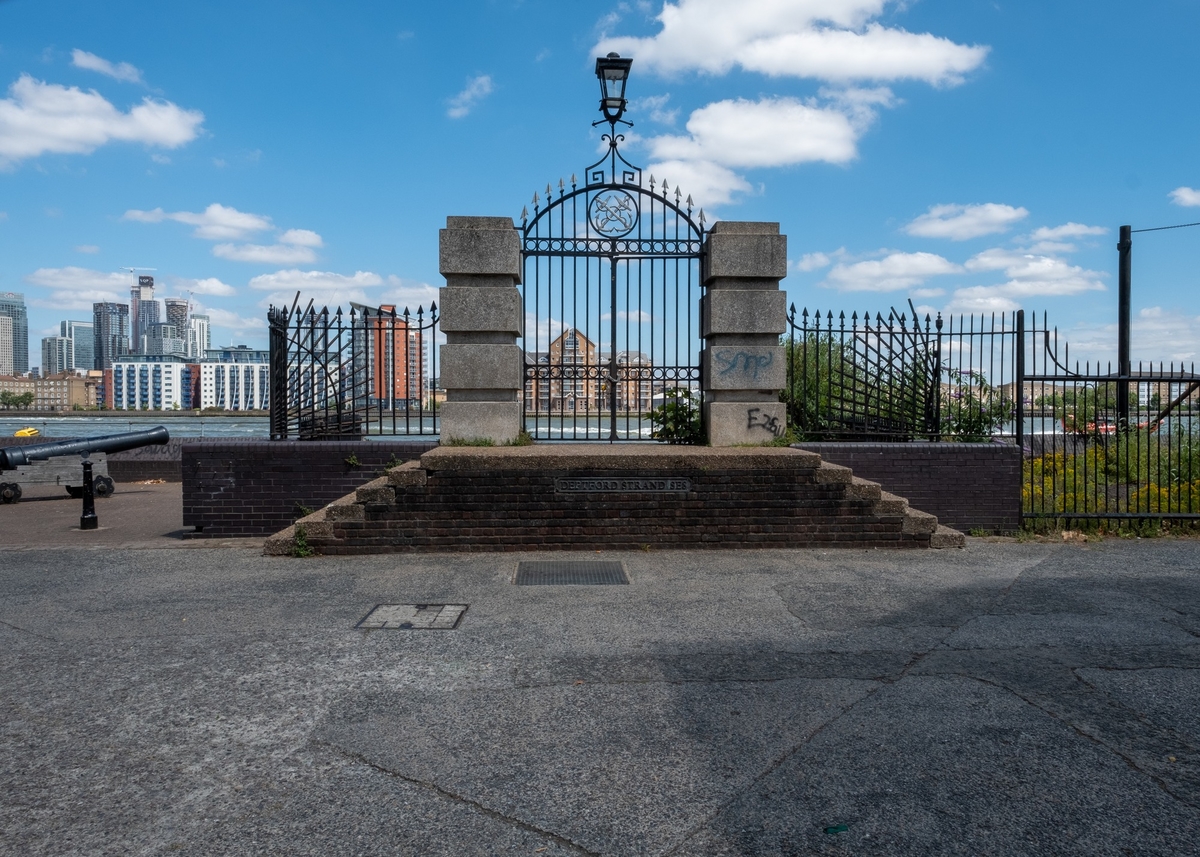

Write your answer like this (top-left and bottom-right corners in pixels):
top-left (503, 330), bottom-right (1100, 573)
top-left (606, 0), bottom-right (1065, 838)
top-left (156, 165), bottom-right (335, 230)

top-left (794, 442), bottom-right (1021, 533)
top-left (183, 440), bottom-right (436, 537)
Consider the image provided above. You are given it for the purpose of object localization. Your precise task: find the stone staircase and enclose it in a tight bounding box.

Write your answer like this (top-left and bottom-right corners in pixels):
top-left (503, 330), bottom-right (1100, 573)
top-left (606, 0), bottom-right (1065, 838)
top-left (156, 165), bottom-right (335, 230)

top-left (264, 446), bottom-right (964, 555)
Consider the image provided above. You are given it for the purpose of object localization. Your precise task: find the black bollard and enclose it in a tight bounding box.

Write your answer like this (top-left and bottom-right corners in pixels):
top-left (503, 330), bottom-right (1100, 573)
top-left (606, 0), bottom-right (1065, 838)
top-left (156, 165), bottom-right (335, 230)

top-left (80, 453), bottom-right (98, 531)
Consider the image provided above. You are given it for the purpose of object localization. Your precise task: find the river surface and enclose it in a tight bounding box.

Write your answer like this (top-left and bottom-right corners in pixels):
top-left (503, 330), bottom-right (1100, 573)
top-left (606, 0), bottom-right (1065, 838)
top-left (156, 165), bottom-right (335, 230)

top-left (3, 413), bottom-right (1194, 441)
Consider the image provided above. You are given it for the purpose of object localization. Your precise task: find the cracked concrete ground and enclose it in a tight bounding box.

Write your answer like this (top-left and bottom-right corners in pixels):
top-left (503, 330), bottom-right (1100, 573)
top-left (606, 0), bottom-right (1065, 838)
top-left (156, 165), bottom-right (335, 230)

top-left (1, 536), bottom-right (1199, 855)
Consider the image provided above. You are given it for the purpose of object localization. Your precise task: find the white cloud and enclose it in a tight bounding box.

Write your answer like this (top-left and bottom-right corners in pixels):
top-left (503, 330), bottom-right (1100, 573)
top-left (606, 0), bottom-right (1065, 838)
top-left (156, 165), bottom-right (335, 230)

top-left (824, 251), bottom-right (960, 292)
top-left (651, 97), bottom-right (860, 169)
top-left (213, 243), bottom-right (317, 265)
top-left (792, 251), bottom-right (832, 272)
top-left (75, 244), bottom-right (100, 254)
top-left (596, 0), bottom-right (988, 85)
top-left (1029, 222), bottom-right (1107, 241)
top-left (278, 229), bottom-right (322, 247)
top-left (904, 203), bottom-right (1028, 240)
top-left (447, 75), bottom-right (493, 119)
top-left (176, 276), bottom-right (236, 297)
top-left (194, 305), bottom-right (265, 333)
top-left (23, 266), bottom-right (129, 309)
top-left (123, 203), bottom-right (272, 240)
top-left (634, 94), bottom-right (678, 125)
top-left (213, 228), bottom-right (323, 265)
top-left (944, 248), bottom-right (1107, 313)
top-left (0, 74), bottom-right (203, 168)
top-left (1169, 186), bottom-right (1200, 207)
top-left (70, 49), bottom-right (144, 85)
top-left (381, 276), bottom-right (440, 314)
top-left (644, 96), bottom-right (863, 205)
top-left (249, 269), bottom-right (383, 309)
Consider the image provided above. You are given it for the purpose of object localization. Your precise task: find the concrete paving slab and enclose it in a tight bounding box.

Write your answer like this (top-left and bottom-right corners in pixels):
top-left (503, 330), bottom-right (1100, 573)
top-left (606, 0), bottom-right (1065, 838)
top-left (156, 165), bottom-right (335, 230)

top-left (1, 538), bottom-right (1199, 855)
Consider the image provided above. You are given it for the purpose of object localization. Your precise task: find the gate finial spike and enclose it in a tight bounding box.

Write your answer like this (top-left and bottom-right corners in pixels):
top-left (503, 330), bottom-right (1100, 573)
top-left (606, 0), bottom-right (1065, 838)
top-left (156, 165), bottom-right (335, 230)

top-left (661, 180), bottom-right (669, 195)
top-left (571, 173), bottom-right (577, 186)
top-left (686, 194), bottom-right (693, 208)
top-left (648, 174), bottom-right (655, 189)
top-left (698, 208), bottom-right (706, 226)
top-left (532, 191), bottom-right (539, 206)
top-left (558, 178), bottom-right (564, 191)
top-left (521, 206), bottom-right (528, 222)
top-left (546, 183), bottom-right (552, 196)
top-left (675, 187), bottom-right (682, 202)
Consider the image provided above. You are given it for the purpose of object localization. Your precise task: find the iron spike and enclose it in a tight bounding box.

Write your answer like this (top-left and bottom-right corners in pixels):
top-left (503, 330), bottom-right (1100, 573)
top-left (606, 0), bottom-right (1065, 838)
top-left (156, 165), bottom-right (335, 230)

top-left (789, 302), bottom-right (796, 313)
top-left (698, 208), bottom-right (706, 225)
top-left (675, 187), bottom-right (682, 202)
top-left (533, 191), bottom-right (539, 206)
top-left (403, 307), bottom-right (410, 317)
top-left (661, 180), bottom-right (669, 195)
top-left (429, 300), bottom-right (437, 312)
top-left (571, 173), bottom-right (577, 186)
top-left (686, 194), bottom-right (693, 207)
top-left (648, 174), bottom-right (656, 189)
top-left (521, 206), bottom-right (528, 221)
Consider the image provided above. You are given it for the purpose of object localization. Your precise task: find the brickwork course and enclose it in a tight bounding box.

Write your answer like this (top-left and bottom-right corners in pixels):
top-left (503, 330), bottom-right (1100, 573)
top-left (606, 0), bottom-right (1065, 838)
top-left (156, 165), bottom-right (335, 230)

top-left (182, 440), bottom-right (435, 537)
top-left (797, 442), bottom-right (1022, 534)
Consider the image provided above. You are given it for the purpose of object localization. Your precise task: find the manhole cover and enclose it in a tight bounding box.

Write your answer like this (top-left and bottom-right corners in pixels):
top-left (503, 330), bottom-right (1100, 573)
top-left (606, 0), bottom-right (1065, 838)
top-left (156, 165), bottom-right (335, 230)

top-left (355, 604), bottom-right (467, 630)
top-left (515, 561), bottom-right (629, 586)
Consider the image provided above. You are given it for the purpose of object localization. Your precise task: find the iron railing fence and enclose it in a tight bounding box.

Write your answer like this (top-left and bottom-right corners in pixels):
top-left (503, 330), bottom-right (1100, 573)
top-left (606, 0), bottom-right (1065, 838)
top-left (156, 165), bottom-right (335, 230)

top-left (1023, 313), bottom-right (1200, 523)
top-left (784, 305), bottom-right (1200, 525)
top-left (268, 296), bottom-right (439, 440)
top-left (784, 304), bottom-right (1020, 442)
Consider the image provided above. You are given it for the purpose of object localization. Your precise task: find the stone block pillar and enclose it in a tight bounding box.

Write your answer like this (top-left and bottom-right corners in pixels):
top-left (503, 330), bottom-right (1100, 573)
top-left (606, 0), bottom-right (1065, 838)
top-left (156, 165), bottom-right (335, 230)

top-left (438, 216), bottom-right (524, 444)
top-left (701, 221), bottom-right (788, 446)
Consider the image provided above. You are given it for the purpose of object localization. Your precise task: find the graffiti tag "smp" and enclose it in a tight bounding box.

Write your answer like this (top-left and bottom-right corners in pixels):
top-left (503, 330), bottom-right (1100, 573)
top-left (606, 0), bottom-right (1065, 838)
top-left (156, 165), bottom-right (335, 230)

top-left (746, 407), bottom-right (785, 438)
top-left (715, 349), bottom-right (774, 381)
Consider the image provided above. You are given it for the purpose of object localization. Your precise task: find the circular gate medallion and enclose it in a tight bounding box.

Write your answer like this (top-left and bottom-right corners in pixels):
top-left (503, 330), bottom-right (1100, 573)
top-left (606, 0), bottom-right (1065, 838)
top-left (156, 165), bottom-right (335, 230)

top-left (588, 189), bottom-right (639, 237)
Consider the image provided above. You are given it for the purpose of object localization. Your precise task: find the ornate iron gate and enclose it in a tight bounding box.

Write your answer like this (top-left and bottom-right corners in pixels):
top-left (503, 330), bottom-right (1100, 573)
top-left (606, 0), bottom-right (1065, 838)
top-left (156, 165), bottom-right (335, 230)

top-left (520, 134), bottom-right (704, 440)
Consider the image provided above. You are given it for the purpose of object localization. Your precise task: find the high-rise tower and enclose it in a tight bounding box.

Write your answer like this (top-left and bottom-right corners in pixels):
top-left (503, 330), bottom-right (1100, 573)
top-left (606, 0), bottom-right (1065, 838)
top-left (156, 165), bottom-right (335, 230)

top-left (93, 302), bottom-right (130, 369)
top-left (0, 291), bottom-right (29, 373)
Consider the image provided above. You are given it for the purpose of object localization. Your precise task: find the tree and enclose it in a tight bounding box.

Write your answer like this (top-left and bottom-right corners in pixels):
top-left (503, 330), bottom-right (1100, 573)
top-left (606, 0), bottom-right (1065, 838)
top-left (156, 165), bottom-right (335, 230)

top-left (648, 387), bottom-right (703, 444)
top-left (940, 368), bottom-right (1014, 442)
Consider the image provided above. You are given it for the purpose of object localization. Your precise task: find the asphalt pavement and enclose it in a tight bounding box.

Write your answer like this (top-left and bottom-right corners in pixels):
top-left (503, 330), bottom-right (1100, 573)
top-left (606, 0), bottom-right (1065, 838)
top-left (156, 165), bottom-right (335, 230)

top-left (1, 488), bottom-right (1199, 855)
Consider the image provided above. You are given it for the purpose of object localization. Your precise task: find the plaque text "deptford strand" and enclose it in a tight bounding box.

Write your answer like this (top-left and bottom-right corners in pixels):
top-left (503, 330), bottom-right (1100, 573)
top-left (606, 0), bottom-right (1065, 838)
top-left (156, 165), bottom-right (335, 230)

top-left (555, 477), bottom-right (693, 493)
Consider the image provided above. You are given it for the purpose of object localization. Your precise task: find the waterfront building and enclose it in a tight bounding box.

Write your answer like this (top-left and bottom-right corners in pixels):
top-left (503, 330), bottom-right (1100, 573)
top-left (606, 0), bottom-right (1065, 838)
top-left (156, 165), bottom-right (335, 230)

top-left (110, 359), bottom-right (192, 410)
top-left (41, 336), bottom-right (74, 376)
top-left (351, 303), bottom-right (425, 408)
top-left (93, 302), bottom-right (131, 369)
top-left (61, 320), bottom-right (94, 369)
top-left (198, 361), bottom-right (270, 410)
top-left (0, 291), bottom-right (29, 374)
top-left (0, 372), bottom-right (92, 410)
top-left (203, 345), bottom-right (269, 363)
top-left (0, 316), bottom-right (12, 376)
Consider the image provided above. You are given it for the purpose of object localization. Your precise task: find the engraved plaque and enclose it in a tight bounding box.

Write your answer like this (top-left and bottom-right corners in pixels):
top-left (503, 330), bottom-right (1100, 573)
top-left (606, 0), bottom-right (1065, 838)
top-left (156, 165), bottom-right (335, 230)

top-left (555, 477), bottom-right (693, 494)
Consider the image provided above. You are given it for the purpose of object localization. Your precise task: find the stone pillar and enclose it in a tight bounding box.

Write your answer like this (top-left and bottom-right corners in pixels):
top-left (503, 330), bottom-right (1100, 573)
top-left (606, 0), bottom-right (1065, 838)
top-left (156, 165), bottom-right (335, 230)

top-left (438, 216), bottom-right (524, 444)
top-left (701, 221), bottom-right (788, 446)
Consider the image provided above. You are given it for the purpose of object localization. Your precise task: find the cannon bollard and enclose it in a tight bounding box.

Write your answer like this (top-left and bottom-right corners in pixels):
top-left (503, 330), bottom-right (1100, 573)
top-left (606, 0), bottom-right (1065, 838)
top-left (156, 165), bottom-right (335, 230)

top-left (80, 453), bottom-right (98, 530)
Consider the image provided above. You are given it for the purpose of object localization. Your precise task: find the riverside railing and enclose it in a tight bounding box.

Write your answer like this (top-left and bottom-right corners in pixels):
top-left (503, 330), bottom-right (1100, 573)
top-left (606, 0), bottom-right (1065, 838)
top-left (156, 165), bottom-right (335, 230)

top-left (784, 304), bottom-right (1200, 526)
top-left (268, 297), bottom-right (439, 440)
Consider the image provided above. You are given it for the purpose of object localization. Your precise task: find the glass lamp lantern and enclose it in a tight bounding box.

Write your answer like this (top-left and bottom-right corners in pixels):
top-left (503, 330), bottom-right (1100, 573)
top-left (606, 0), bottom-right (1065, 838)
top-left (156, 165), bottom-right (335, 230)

top-left (595, 52), bottom-right (633, 123)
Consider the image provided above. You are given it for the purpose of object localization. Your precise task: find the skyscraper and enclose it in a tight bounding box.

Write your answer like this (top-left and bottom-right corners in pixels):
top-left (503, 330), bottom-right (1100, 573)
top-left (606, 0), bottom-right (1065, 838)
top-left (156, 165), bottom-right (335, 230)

top-left (93, 302), bottom-right (130, 370)
top-left (0, 291), bottom-right (29, 373)
top-left (188, 313), bottom-right (210, 359)
top-left (41, 336), bottom-right (74, 376)
top-left (130, 276), bottom-right (158, 353)
top-left (61, 319), bottom-right (94, 370)
top-left (164, 297), bottom-right (189, 332)
top-left (0, 316), bottom-right (12, 375)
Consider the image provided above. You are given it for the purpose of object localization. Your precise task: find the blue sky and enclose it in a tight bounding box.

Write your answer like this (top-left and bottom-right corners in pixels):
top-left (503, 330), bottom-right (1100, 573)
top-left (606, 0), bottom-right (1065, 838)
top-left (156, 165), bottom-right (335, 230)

top-left (1, 0), bottom-right (1199, 369)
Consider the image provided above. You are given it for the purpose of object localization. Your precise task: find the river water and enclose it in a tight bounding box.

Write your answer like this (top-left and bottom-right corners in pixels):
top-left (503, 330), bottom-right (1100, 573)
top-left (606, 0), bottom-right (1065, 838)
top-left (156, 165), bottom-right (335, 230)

top-left (0, 414), bottom-right (271, 439)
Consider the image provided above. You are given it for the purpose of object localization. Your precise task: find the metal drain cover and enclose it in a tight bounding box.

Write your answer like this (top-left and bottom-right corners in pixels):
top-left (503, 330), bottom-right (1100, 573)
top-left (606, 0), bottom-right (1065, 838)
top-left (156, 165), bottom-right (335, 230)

top-left (515, 561), bottom-right (629, 586)
top-left (356, 604), bottom-right (467, 630)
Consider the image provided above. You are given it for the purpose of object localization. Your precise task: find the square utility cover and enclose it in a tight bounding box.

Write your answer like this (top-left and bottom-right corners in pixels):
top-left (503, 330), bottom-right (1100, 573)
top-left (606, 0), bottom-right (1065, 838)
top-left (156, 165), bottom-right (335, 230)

top-left (515, 561), bottom-right (629, 586)
top-left (356, 604), bottom-right (467, 630)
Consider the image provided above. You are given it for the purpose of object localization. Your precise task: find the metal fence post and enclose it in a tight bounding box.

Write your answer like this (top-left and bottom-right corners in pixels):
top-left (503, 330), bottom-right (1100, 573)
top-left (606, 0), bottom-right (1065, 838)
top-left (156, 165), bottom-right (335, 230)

top-left (1117, 225), bottom-right (1132, 431)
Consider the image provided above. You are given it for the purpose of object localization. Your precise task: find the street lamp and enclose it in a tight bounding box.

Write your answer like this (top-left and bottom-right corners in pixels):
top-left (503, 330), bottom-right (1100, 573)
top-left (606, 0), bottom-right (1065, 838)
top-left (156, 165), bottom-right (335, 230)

top-left (595, 52), bottom-right (633, 125)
